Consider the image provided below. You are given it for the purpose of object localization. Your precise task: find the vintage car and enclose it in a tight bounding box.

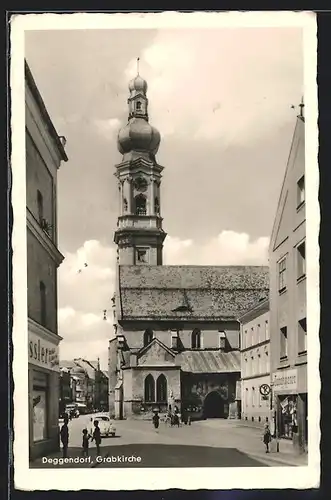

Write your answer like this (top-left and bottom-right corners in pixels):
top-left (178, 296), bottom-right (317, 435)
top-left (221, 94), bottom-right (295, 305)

top-left (65, 404), bottom-right (80, 419)
top-left (90, 413), bottom-right (116, 437)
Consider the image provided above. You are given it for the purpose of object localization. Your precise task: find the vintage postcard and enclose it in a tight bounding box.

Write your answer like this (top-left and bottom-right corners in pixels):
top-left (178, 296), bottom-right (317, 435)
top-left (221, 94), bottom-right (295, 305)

top-left (11, 10), bottom-right (320, 491)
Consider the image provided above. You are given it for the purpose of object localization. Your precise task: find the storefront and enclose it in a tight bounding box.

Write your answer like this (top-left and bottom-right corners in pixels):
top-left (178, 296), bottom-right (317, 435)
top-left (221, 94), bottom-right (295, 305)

top-left (272, 366), bottom-right (307, 453)
top-left (28, 319), bottom-right (61, 461)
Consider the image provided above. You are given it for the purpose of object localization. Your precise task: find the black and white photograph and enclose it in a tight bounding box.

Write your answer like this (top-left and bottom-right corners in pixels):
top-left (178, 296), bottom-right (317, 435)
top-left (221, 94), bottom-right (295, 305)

top-left (11, 11), bottom-right (319, 491)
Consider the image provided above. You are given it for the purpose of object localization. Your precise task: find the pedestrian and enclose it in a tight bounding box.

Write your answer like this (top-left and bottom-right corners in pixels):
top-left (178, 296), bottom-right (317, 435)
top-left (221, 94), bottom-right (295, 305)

top-left (263, 421), bottom-right (272, 453)
top-left (60, 414), bottom-right (69, 458)
top-left (91, 420), bottom-right (102, 455)
top-left (173, 412), bottom-right (180, 428)
top-left (152, 411), bottom-right (160, 432)
top-left (82, 428), bottom-right (91, 457)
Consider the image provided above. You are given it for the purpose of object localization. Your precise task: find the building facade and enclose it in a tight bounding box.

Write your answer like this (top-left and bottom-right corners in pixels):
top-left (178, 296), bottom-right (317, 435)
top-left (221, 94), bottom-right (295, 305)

top-left (239, 299), bottom-right (270, 426)
top-left (60, 359), bottom-right (109, 411)
top-left (108, 71), bottom-right (269, 421)
top-left (269, 108), bottom-right (307, 453)
top-left (26, 61), bottom-right (68, 460)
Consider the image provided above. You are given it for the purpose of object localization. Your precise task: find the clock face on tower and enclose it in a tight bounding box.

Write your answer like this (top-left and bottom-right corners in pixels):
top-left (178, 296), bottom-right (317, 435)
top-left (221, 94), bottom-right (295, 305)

top-left (134, 177), bottom-right (148, 192)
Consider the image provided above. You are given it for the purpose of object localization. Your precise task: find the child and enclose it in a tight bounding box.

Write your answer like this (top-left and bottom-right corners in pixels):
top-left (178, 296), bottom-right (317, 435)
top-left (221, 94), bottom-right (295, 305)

top-left (263, 422), bottom-right (272, 453)
top-left (82, 428), bottom-right (91, 457)
top-left (152, 411), bottom-right (160, 432)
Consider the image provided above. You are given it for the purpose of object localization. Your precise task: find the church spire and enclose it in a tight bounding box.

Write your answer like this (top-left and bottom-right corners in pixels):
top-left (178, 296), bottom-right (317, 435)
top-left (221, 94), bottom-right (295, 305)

top-left (114, 71), bottom-right (167, 266)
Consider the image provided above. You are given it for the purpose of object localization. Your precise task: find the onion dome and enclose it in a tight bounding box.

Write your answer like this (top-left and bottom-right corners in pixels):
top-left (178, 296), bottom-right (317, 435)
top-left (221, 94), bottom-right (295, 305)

top-left (128, 75), bottom-right (148, 94)
top-left (118, 118), bottom-right (160, 156)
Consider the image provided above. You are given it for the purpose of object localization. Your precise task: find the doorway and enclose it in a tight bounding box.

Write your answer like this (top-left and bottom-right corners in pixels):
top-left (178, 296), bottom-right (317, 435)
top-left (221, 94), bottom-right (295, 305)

top-left (203, 391), bottom-right (225, 418)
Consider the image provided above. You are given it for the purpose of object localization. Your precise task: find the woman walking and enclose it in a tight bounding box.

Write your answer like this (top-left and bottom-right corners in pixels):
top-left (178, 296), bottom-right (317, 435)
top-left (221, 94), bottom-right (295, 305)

top-left (263, 421), bottom-right (272, 453)
top-left (152, 411), bottom-right (160, 433)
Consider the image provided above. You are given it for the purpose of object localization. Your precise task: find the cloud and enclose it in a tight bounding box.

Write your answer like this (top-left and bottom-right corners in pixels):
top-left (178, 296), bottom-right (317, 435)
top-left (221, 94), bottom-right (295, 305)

top-left (58, 239), bottom-right (117, 367)
top-left (58, 232), bottom-right (268, 367)
top-left (163, 231), bottom-right (269, 266)
top-left (93, 118), bottom-right (121, 139)
top-left (124, 28), bottom-right (302, 145)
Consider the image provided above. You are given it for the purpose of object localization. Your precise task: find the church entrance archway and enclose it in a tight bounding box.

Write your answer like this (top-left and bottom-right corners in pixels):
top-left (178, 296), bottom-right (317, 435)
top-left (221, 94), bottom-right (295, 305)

top-left (203, 391), bottom-right (225, 418)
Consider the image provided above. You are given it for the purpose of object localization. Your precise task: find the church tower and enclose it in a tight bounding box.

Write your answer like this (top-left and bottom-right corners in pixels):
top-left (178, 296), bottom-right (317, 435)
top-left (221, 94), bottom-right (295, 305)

top-left (114, 65), bottom-right (167, 265)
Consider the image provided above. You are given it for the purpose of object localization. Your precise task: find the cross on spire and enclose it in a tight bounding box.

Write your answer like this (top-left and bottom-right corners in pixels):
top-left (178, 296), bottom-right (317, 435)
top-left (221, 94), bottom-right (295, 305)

top-left (137, 57), bottom-right (140, 75)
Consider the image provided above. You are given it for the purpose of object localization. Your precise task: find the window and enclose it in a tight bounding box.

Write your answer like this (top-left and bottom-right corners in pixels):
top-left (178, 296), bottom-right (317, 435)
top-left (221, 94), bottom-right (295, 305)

top-left (123, 198), bottom-right (128, 212)
top-left (278, 257), bottom-right (287, 292)
top-left (265, 320), bottom-right (269, 340)
top-left (298, 318), bottom-right (307, 354)
top-left (37, 190), bottom-right (44, 224)
top-left (244, 358), bottom-right (248, 378)
top-left (144, 374), bottom-right (155, 402)
top-left (191, 329), bottom-right (201, 349)
top-left (252, 387), bottom-right (256, 407)
top-left (40, 281), bottom-right (46, 327)
top-left (143, 329), bottom-right (153, 347)
top-left (257, 324), bottom-right (261, 344)
top-left (280, 326), bottom-right (288, 359)
top-left (171, 333), bottom-right (178, 350)
top-left (137, 249), bottom-right (147, 264)
top-left (155, 197), bottom-right (160, 215)
top-left (257, 353), bottom-right (261, 374)
top-left (219, 331), bottom-right (226, 350)
top-left (156, 374), bottom-right (167, 402)
top-left (251, 355), bottom-right (254, 376)
top-left (251, 326), bottom-right (254, 346)
top-left (245, 387), bottom-right (248, 408)
top-left (136, 101), bottom-right (142, 111)
top-left (244, 329), bottom-right (248, 349)
top-left (32, 370), bottom-right (48, 442)
top-left (134, 194), bottom-right (147, 215)
top-left (297, 241), bottom-right (306, 279)
top-left (297, 175), bottom-right (305, 207)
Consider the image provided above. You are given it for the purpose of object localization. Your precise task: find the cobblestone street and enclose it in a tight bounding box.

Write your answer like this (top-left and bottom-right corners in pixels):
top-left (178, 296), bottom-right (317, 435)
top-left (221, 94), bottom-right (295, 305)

top-left (30, 416), bottom-right (308, 468)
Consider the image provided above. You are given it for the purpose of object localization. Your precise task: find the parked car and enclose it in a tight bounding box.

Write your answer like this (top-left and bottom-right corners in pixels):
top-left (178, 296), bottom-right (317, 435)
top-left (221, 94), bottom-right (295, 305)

top-left (90, 413), bottom-right (116, 437)
top-left (65, 404), bottom-right (80, 419)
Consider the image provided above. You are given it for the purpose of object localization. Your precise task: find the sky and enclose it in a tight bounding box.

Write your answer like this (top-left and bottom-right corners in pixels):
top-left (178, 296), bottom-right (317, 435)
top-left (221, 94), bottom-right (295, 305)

top-left (25, 26), bottom-right (303, 369)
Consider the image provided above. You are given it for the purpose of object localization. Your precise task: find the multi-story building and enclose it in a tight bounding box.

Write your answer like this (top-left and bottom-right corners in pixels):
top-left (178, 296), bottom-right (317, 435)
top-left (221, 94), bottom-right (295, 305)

top-left (269, 105), bottom-right (307, 453)
top-left (26, 60), bottom-right (68, 459)
top-left (108, 70), bottom-right (269, 420)
top-left (60, 359), bottom-right (109, 411)
top-left (239, 298), bottom-right (270, 426)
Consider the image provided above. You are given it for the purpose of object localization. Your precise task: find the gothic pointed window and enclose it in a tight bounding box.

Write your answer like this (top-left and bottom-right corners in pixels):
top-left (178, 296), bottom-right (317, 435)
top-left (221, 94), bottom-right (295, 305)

top-left (136, 101), bottom-right (142, 111)
top-left (155, 197), bottom-right (160, 215)
top-left (156, 374), bottom-right (167, 403)
top-left (123, 198), bottom-right (128, 212)
top-left (134, 194), bottom-right (147, 215)
top-left (191, 329), bottom-right (201, 349)
top-left (144, 374), bottom-right (155, 402)
top-left (143, 329), bottom-right (153, 347)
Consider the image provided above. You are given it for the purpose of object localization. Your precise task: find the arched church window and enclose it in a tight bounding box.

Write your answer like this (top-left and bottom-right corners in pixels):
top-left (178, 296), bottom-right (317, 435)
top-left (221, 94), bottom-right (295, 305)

top-left (144, 374), bottom-right (155, 402)
top-left (123, 198), bottom-right (128, 212)
top-left (143, 329), bottom-right (153, 347)
top-left (155, 197), bottom-right (160, 215)
top-left (135, 194), bottom-right (147, 215)
top-left (191, 329), bottom-right (201, 349)
top-left (136, 101), bottom-right (142, 111)
top-left (156, 374), bottom-right (167, 403)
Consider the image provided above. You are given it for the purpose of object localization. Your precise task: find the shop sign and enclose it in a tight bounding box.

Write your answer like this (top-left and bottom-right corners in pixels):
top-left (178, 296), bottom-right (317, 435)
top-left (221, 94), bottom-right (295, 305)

top-left (272, 368), bottom-right (297, 392)
top-left (28, 331), bottom-right (59, 372)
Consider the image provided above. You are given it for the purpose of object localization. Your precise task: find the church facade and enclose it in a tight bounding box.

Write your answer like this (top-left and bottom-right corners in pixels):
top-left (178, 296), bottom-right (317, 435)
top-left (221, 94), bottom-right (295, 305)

top-left (108, 71), bottom-right (269, 420)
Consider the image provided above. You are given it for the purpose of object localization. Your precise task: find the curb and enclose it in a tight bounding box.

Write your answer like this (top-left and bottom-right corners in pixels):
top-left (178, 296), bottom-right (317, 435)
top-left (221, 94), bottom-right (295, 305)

top-left (244, 451), bottom-right (307, 467)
